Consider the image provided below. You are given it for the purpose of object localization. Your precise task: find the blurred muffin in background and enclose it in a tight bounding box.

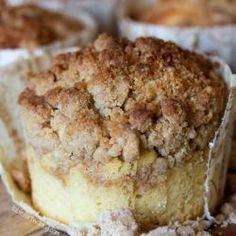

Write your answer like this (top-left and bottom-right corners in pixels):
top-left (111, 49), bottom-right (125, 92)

top-left (6, 0), bottom-right (118, 34)
top-left (119, 0), bottom-right (236, 71)
top-left (139, 0), bottom-right (236, 26)
top-left (0, 2), bottom-right (82, 49)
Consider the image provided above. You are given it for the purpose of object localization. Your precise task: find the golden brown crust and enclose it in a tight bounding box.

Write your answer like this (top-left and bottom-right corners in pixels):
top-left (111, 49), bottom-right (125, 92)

top-left (139, 0), bottom-right (236, 26)
top-left (0, 4), bottom-right (81, 49)
top-left (19, 34), bottom-right (226, 167)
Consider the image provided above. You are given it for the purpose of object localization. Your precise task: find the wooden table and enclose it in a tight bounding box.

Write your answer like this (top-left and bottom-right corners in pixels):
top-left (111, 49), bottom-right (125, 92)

top-left (0, 179), bottom-right (39, 236)
top-left (0, 179), bottom-right (65, 236)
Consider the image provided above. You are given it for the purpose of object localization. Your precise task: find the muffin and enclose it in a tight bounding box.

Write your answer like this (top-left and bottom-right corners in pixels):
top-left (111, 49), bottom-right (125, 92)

top-left (118, 0), bottom-right (236, 72)
top-left (19, 34), bottom-right (227, 229)
top-left (0, 3), bottom-right (82, 49)
top-left (139, 0), bottom-right (236, 26)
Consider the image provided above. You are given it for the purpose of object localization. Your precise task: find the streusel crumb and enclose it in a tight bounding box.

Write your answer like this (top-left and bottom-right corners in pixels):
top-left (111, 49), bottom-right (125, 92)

top-left (19, 33), bottom-right (226, 165)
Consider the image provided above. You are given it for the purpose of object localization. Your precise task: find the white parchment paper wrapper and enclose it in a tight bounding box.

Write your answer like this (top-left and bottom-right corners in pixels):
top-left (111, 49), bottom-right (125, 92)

top-left (0, 51), bottom-right (235, 235)
top-left (60, 0), bottom-right (118, 34)
top-left (0, 49), bottom-right (92, 235)
top-left (0, 1), bottom-right (98, 68)
top-left (203, 58), bottom-right (236, 219)
top-left (118, 0), bottom-right (236, 72)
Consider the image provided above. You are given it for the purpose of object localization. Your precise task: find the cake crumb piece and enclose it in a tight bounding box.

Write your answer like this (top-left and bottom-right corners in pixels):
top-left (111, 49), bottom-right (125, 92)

top-left (142, 227), bottom-right (176, 236)
top-left (97, 209), bottom-right (139, 236)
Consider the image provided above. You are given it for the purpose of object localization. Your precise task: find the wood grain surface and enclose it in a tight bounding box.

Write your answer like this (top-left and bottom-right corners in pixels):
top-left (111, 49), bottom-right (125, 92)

top-left (0, 179), bottom-right (66, 236)
top-left (0, 179), bottom-right (40, 236)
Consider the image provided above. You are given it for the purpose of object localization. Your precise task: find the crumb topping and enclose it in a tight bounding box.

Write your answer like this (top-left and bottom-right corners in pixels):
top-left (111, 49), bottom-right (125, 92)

top-left (0, 3), bottom-right (82, 49)
top-left (139, 0), bottom-right (236, 26)
top-left (19, 33), bottom-right (226, 166)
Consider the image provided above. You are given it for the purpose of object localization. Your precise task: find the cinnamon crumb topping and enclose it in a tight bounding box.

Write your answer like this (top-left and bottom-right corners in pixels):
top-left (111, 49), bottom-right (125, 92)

top-left (19, 34), bottom-right (226, 166)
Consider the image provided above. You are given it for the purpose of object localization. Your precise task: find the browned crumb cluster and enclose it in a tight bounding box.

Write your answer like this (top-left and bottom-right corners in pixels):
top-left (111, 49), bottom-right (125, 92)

top-left (139, 0), bottom-right (236, 26)
top-left (19, 34), bottom-right (226, 166)
top-left (0, 3), bottom-right (82, 49)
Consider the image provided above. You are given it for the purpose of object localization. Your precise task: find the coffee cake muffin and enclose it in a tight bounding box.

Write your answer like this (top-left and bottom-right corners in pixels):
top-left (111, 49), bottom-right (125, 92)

top-left (0, 2), bottom-right (82, 49)
top-left (139, 0), bottom-right (236, 26)
top-left (19, 34), bottom-right (226, 229)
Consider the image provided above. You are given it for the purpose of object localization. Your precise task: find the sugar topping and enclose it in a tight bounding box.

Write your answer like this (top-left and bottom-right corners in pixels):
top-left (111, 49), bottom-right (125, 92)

top-left (19, 33), bottom-right (226, 167)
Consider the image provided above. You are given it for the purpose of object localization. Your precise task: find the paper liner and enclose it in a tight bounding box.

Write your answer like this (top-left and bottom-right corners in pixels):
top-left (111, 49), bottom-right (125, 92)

top-left (204, 59), bottom-right (236, 220)
top-left (59, 0), bottom-right (119, 34)
top-left (0, 1), bottom-right (98, 67)
top-left (0, 51), bottom-right (235, 235)
top-left (118, 0), bottom-right (236, 72)
top-left (0, 50), bottom-right (88, 235)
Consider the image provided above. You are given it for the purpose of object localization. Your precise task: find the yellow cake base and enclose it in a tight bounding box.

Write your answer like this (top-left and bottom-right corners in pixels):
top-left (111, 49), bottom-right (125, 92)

top-left (27, 145), bottom-right (208, 229)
